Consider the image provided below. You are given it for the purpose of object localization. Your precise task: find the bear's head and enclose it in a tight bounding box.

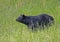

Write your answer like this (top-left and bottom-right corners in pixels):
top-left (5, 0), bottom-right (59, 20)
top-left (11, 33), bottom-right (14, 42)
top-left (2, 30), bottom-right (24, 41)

top-left (16, 14), bottom-right (26, 23)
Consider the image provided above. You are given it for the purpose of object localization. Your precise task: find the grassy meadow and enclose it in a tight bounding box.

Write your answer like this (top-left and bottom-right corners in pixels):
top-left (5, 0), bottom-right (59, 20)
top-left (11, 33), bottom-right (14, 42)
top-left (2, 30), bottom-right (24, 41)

top-left (0, 0), bottom-right (60, 42)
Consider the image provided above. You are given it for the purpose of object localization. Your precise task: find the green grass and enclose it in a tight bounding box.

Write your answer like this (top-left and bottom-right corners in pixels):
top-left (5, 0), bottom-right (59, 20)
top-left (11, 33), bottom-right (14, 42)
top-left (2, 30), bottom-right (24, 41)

top-left (0, 0), bottom-right (60, 42)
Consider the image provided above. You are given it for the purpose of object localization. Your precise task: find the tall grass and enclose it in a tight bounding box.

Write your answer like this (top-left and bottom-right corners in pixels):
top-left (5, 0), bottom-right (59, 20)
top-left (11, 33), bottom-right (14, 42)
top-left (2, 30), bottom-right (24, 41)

top-left (0, 0), bottom-right (60, 42)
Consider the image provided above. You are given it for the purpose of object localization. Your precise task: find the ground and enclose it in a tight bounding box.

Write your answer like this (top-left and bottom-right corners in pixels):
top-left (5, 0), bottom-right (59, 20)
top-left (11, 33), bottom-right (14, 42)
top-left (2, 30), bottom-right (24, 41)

top-left (0, 0), bottom-right (60, 42)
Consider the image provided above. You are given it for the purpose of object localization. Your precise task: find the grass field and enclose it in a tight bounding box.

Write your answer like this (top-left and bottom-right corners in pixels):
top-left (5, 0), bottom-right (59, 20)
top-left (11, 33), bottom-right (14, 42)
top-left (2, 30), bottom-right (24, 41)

top-left (0, 0), bottom-right (60, 42)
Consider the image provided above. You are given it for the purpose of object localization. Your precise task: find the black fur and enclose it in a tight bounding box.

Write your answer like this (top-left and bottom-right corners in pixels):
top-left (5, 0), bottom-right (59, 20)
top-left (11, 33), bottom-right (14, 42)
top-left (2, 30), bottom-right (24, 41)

top-left (16, 14), bottom-right (54, 30)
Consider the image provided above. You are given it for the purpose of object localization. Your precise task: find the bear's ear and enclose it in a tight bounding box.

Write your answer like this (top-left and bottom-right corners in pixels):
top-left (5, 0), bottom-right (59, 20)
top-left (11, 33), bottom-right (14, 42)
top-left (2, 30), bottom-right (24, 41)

top-left (21, 14), bottom-right (26, 19)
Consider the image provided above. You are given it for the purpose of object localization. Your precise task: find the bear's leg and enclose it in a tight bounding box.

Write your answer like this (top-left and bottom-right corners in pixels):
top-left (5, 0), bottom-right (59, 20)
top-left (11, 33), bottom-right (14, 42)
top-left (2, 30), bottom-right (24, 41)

top-left (27, 22), bottom-right (35, 31)
top-left (40, 24), bottom-right (44, 30)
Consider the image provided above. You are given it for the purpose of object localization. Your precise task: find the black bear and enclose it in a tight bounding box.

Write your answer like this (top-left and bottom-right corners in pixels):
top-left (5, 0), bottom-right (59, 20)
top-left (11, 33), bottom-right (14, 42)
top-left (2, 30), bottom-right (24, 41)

top-left (16, 14), bottom-right (54, 30)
